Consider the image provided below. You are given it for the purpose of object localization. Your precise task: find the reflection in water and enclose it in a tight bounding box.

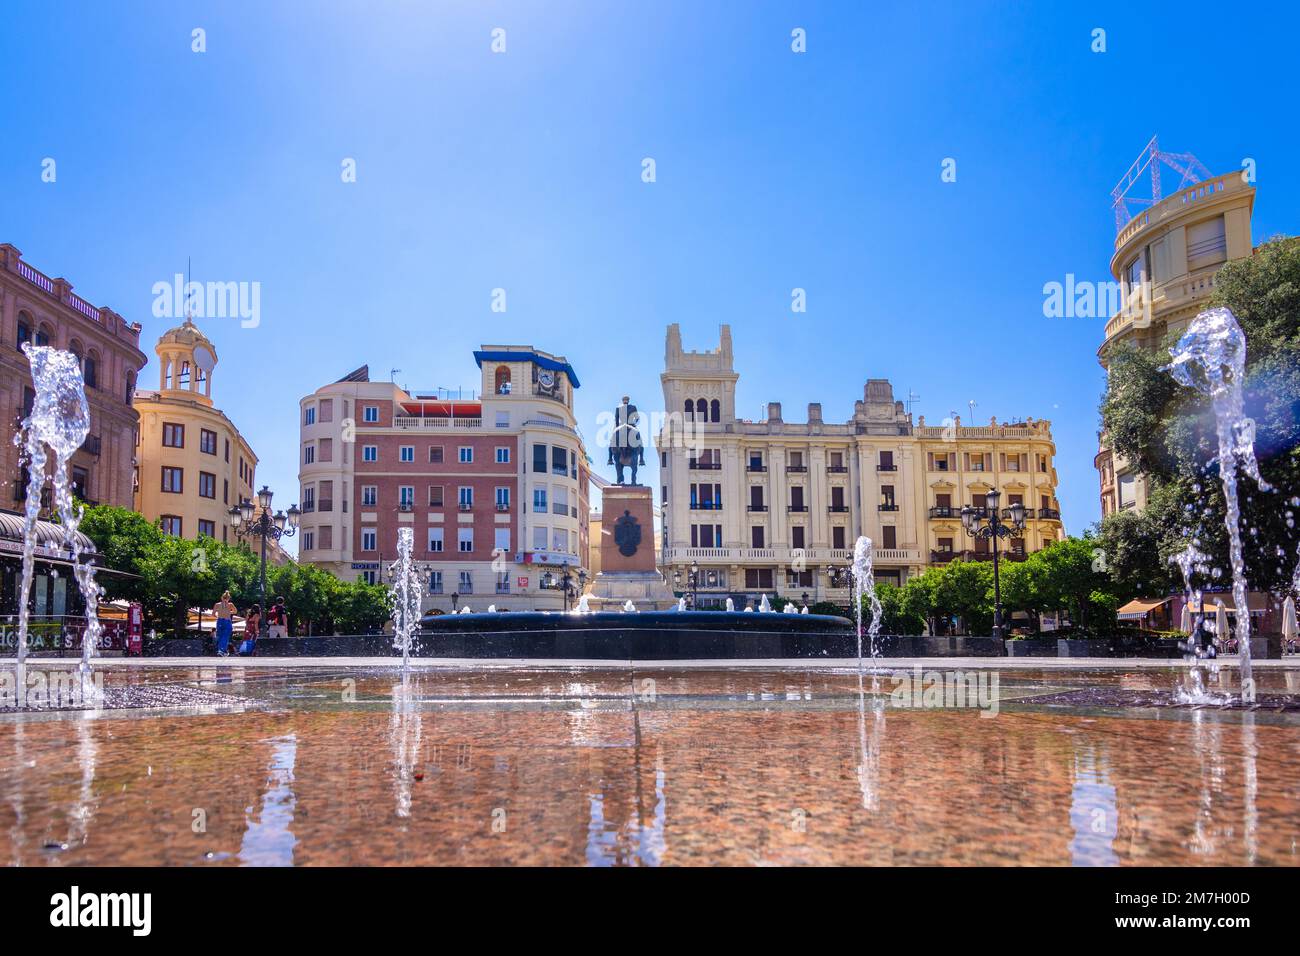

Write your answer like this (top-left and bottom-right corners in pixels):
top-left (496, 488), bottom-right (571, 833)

top-left (855, 672), bottom-right (885, 811)
top-left (3, 665), bottom-right (1300, 866)
top-left (238, 735), bottom-right (298, 866)
top-left (390, 675), bottom-right (423, 819)
top-left (1242, 712), bottom-right (1258, 864)
top-left (68, 716), bottom-right (98, 851)
top-left (1188, 710), bottom-right (1226, 858)
top-left (1068, 741), bottom-right (1118, 866)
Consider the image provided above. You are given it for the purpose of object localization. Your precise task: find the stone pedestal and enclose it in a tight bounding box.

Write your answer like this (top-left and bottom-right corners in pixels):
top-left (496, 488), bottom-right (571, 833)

top-left (590, 484), bottom-right (676, 611)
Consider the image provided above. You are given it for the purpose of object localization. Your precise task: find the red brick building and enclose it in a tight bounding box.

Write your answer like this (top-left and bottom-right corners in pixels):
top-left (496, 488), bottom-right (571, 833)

top-left (298, 347), bottom-right (589, 613)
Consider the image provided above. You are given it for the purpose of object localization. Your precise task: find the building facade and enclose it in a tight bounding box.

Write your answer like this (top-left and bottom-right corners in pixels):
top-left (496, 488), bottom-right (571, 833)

top-left (657, 324), bottom-right (1064, 607)
top-left (0, 243), bottom-right (148, 513)
top-left (1095, 168), bottom-right (1256, 516)
top-left (133, 318), bottom-right (261, 544)
top-left (297, 347), bottom-right (590, 613)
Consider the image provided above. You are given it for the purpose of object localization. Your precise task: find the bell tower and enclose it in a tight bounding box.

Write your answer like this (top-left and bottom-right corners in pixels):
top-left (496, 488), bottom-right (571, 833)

top-left (156, 317), bottom-right (218, 406)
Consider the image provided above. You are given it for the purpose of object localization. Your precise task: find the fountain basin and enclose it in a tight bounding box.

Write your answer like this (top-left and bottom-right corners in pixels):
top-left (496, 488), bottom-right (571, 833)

top-left (413, 610), bottom-right (855, 660)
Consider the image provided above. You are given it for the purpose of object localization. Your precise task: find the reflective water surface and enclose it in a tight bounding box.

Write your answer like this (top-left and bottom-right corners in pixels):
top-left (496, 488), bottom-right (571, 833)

top-left (3, 663), bottom-right (1299, 866)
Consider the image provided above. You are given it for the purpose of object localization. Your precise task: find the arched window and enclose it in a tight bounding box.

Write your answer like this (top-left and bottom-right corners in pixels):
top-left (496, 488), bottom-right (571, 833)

top-left (178, 360), bottom-right (191, 388)
top-left (710, 399), bottom-right (720, 422)
top-left (84, 350), bottom-right (99, 390)
top-left (35, 324), bottom-right (52, 347)
top-left (16, 311), bottom-right (32, 348)
top-left (684, 399), bottom-right (694, 420)
top-left (495, 365), bottom-right (511, 395)
top-left (695, 399), bottom-right (707, 420)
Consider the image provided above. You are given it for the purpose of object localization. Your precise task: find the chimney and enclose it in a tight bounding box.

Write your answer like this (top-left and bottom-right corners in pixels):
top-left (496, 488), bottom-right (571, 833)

top-left (807, 402), bottom-right (822, 423)
top-left (767, 402), bottom-right (782, 423)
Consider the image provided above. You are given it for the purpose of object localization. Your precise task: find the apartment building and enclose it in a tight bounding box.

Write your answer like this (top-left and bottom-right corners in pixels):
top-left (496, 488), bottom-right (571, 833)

top-left (0, 243), bottom-right (148, 512)
top-left (1096, 164), bottom-right (1256, 515)
top-left (657, 324), bottom-right (1064, 607)
top-left (297, 347), bottom-right (590, 612)
top-left (133, 318), bottom-right (262, 544)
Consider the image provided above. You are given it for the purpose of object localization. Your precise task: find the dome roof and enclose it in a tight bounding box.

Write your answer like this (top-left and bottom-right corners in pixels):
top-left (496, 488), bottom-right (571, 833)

top-left (158, 316), bottom-right (215, 352)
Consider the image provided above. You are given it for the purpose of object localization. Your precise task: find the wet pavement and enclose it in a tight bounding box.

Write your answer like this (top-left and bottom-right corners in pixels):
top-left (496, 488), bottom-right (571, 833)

top-left (2, 660), bottom-right (1299, 865)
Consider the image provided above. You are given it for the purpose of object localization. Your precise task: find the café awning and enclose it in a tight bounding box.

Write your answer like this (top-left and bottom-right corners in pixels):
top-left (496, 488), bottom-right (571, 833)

top-left (1117, 597), bottom-right (1170, 620)
top-left (1186, 593), bottom-right (1270, 615)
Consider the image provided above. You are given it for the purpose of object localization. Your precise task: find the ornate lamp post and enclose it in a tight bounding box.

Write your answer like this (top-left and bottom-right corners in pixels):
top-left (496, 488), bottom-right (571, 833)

top-left (228, 485), bottom-right (300, 607)
top-left (689, 559), bottom-right (699, 609)
top-left (560, 567), bottom-right (574, 612)
top-left (960, 488), bottom-right (1025, 642)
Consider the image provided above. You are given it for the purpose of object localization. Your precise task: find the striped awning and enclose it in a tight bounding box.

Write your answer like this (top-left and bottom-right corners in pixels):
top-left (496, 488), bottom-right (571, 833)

top-left (0, 509), bottom-right (96, 557)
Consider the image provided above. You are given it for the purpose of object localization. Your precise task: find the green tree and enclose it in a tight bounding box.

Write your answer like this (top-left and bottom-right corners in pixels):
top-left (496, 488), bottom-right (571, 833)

top-left (1099, 235), bottom-right (1300, 595)
top-left (934, 559), bottom-right (993, 634)
top-left (1034, 537), bottom-right (1117, 631)
top-left (869, 581), bottom-right (926, 634)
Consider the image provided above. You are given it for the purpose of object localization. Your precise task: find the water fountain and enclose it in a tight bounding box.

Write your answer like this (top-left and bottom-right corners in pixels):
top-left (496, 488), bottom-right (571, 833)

top-left (623, 600), bottom-right (637, 613)
top-left (758, 594), bottom-right (772, 613)
top-left (725, 598), bottom-right (735, 612)
top-left (12, 345), bottom-right (103, 700)
top-left (850, 535), bottom-right (883, 671)
top-left (387, 529), bottom-right (422, 673)
top-left (1165, 306), bottom-right (1268, 696)
top-left (675, 597), bottom-right (686, 612)
top-left (1170, 543), bottom-right (1225, 705)
top-left (574, 594), bottom-right (592, 614)
top-left (783, 602), bottom-right (798, 614)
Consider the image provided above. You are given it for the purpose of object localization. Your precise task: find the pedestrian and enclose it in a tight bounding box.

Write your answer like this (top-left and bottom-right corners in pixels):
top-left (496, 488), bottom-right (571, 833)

top-left (213, 591), bottom-right (236, 656)
top-left (239, 603), bottom-right (260, 656)
top-left (267, 596), bottom-right (288, 639)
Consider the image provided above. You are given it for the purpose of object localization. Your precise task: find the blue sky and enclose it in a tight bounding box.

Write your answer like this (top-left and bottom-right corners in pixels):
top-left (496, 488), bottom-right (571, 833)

top-left (4, 0), bottom-right (1297, 550)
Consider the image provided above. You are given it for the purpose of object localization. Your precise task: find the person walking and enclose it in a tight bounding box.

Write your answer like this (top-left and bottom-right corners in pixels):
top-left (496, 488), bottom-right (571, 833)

top-left (239, 603), bottom-right (261, 656)
top-left (213, 591), bottom-right (236, 656)
top-left (267, 596), bottom-right (288, 639)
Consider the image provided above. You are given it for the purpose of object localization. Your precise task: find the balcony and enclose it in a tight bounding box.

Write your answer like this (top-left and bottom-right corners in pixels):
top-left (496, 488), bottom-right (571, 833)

top-left (746, 464), bottom-right (767, 473)
top-left (746, 504), bottom-right (768, 512)
top-left (876, 463), bottom-right (897, 472)
top-left (1038, 508), bottom-right (1061, 520)
top-left (827, 465), bottom-right (848, 473)
top-left (688, 461), bottom-right (722, 470)
top-left (878, 503), bottom-right (898, 512)
top-left (928, 506), bottom-right (957, 518)
top-left (787, 504), bottom-right (809, 513)
top-left (690, 502), bottom-right (723, 511)
top-left (785, 465), bottom-right (807, 473)
top-left (930, 549), bottom-right (956, 563)
top-left (496, 502), bottom-right (511, 512)
top-left (458, 502), bottom-right (473, 512)
top-left (827, 505), bottom-right (849, 513)
top-left (392, 416), bottom-right (483, 429)
top-left (495, 583), bottom-right (511, 594)
top-left (398, 502), bottom-right (413, 512)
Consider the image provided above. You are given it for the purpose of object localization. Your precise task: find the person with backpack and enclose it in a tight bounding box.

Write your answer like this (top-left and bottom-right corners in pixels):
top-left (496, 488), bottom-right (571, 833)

top-left (239, 603), bottom-right (261, 656)
top-left (267, 596), bottom-right (288, 639)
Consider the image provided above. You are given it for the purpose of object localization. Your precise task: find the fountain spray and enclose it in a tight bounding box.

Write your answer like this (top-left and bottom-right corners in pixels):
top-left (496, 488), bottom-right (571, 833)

top-left (851, 536), bottom-right (883, 672)
top-left (387, 528), bottom-right (422, 672)
top-left (13, 345), bottom-right (102, 699)
top-left (1165, 306), bottom-right (1268, 697)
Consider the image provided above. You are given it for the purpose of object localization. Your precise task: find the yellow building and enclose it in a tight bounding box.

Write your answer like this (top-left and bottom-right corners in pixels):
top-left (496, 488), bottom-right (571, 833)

top-left (1096, 162), bottom-right (1256, 515)
top-left (657, 325), bottom-right (1064, 607)
top-left (133, 318), bottom-right (261, 546)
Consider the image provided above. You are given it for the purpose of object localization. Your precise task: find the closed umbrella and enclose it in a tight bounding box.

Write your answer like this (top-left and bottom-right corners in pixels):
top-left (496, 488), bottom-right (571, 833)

top-left (1215, 601), bottom-right (1230, 649)
top-left (1179, 603), bottom-right (1192, 634)
top-left (1283, 595), bottom-right (1297, 651)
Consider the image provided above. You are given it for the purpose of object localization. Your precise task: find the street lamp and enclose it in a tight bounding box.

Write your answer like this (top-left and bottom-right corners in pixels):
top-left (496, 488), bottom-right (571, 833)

top-left (228, 485), bottom-right (299, 607)
top-left (960, 487), bottom-right (1025, 644)
top-left (689, 559), bottom-right (700, 610)
top-left (560, 567), bottom-right (574, 612)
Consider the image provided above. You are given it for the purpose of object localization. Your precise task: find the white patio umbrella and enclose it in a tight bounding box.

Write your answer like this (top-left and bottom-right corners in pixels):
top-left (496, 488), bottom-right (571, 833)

top-left (1283, 595), bottom-right (1297, 649)
top-left (1179, 603), bottom-right (1192, 634)
top-left (1215, 601), bottom-right (1229, 647)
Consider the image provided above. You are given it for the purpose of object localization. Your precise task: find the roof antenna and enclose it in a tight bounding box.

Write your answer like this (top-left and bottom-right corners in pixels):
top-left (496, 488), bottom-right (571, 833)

top-left (905, 389), bottom-right (921, 415)
top-left (390, 368), bottom-right (401, 383)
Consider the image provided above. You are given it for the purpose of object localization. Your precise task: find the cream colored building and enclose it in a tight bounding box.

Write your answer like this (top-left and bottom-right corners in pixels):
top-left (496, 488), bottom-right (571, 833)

top-left (133, 318), bottom-right (261, 546)
top-left (1096, 169), bottom-right (1256, 515)
top-left (657, 325), bottom-right (1064, 607)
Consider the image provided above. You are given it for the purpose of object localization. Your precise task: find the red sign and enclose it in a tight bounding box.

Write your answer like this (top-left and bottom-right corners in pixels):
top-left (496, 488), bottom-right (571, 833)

top-left (127, 602), bottom-right (143, 656)
top-left (517, 576), bottom-right (529, 588)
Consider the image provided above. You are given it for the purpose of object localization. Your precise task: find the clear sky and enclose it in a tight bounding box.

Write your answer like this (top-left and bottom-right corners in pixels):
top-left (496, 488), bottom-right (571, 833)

top-left (4, 0), bottom-right (1297, 552)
